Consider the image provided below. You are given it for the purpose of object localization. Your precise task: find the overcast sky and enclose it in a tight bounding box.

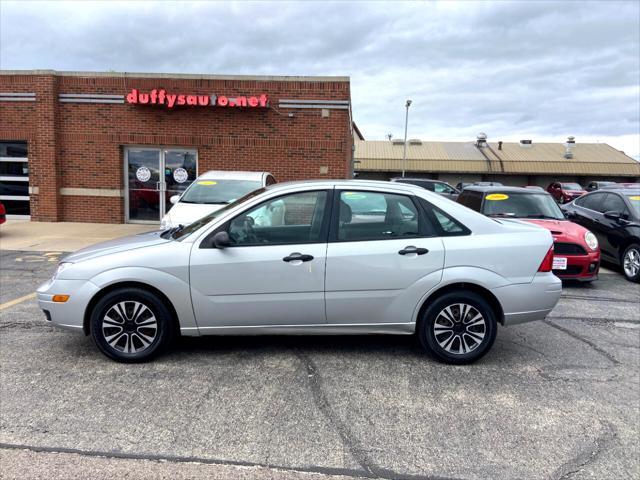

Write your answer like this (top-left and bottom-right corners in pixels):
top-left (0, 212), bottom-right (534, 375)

top-left (2, 0), bottom-right (639, 158)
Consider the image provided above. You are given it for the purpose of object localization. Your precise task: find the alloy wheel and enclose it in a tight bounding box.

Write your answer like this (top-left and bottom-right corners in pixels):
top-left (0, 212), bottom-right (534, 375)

top-left (623, 248), bottom-right (640, 278)
top-left (102, 301), bottom-right (158, 354)
top-left (433, 303), bottom-right (486, 355)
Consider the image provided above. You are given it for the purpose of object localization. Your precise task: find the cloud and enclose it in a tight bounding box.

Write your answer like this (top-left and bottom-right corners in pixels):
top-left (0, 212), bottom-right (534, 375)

top-left (1, 0), bottom-right (638, 157)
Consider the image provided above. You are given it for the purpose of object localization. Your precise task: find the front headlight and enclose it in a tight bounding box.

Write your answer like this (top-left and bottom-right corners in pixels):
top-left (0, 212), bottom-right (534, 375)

top-left (53, 262), bottom-right (73, 280)
top-left (584, 231), bottom-right (598, 251)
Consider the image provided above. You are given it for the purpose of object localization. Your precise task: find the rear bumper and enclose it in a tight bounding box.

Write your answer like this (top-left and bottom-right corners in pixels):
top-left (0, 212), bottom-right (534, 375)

top-left (493, 272), bottom-right (562, 326)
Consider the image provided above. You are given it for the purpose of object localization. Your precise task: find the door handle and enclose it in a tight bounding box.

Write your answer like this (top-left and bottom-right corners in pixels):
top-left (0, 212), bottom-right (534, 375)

top-left (398, 246), bottom-right (429, 255)
top-left (283, 253), bottom-right (314, 262)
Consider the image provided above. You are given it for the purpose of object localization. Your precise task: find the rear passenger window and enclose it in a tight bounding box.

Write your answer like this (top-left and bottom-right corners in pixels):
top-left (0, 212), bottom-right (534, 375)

top-left (418, 198), bottom-right (470, 236)
top-left (337, 191), bottom-right (433, 241)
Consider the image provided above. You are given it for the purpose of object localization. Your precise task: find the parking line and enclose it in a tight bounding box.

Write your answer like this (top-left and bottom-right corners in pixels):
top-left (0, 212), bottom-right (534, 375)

top-left (0, 293), bottom-right (37, 311)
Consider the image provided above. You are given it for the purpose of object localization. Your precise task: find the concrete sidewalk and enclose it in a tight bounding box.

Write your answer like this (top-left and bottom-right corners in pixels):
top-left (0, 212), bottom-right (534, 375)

top-left (0, 219), bottom-right (156, 252)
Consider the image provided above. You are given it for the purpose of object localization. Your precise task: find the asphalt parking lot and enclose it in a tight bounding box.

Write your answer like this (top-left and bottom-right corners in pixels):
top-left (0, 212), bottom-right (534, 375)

top-left (1, 249), bottom-right (638, 480)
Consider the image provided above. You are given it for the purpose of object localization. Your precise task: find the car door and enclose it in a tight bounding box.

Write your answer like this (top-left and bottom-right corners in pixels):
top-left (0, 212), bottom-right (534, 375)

top-left (189, 188), bottom-right (331, 329)
top-left (324, 189), bottom-right (445, 326)
top-left (598, 193), bottom-right (631, 262)
top-left (571, 192), bottom-right (605, 232)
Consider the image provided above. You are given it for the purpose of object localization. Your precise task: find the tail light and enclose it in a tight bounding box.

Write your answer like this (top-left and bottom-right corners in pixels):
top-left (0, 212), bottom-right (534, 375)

top-left (538, 246), bottom-right (554, 272)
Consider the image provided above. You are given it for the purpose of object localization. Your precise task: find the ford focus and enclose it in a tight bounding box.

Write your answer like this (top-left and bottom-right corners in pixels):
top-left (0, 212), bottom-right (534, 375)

top-left (38, 180), bottom-right (562, 364)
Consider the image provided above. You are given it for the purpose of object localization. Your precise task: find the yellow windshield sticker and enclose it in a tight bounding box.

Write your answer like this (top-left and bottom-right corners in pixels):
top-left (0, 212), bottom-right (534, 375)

top-left (629, 196), bottom-right (640, 201)
top-left (197, 181), bottom-right (217, 185)
top-left (486, 193), bottom-right (509, 201)
top-left (343, 192), bottom-right (366, 199)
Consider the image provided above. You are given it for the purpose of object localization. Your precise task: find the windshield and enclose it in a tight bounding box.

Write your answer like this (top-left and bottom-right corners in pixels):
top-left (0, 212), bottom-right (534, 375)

top-left (482, 192), bottom-right (565, 220)
top-left (625, 193), bottom-right (640, 216)
top-left (170, 188), bottom-right (266, 240)
top-left (180, 179), bottom-right (262, 204)
top-left (561, 183), bottom-right (583, 191)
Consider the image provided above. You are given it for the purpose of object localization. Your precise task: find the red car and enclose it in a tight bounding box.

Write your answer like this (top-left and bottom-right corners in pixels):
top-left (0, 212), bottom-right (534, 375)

top-left (547, 182), bottom-right (587, 204)
top-left (457, 186), bottom-right (601, 282)
top-left (0, 202), bottom-right (6, 225)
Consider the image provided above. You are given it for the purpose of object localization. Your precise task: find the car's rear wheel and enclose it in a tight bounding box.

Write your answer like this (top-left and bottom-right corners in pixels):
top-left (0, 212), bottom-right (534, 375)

top-left (418, 291), bottom-right (497, 364)
top-left (90, 288), bottom-right (174, 362)
top-left (622, 243), bottom-right (640, 282)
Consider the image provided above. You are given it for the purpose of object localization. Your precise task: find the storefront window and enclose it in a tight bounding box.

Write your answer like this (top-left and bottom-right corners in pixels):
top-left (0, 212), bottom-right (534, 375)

top-left (0, 141), bottom-right (30, 216)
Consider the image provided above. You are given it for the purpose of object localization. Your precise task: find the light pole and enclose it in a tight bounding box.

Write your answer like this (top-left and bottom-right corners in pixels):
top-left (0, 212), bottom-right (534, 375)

top-left (401, 99), bottom-right (412, 177)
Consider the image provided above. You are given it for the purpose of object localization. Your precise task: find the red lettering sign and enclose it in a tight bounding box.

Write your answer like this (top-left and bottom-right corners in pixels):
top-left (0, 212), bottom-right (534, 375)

top-left (125, 89), bottom-right (268, 109)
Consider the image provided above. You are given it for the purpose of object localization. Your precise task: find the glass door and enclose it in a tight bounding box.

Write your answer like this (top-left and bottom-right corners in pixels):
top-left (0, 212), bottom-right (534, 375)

top-left (126, 149), bottom-right (161, 223)
top-left (125, 147), bottom-right (198, 223)
top-left (163, 150), bottom-right (198, 215)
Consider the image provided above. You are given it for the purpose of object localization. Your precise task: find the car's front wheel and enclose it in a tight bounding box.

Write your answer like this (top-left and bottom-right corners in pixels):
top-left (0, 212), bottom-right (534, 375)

top-left (90, 288), bottom-right (174, 362)
top-left (418, 291), bottom-right (498, 364)
top-left (622, 243), bottom-right (640, 282)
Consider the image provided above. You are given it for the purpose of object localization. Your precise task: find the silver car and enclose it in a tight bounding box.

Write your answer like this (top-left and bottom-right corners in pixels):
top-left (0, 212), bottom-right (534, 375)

top-left (38, 180), bottom-right (562, 364)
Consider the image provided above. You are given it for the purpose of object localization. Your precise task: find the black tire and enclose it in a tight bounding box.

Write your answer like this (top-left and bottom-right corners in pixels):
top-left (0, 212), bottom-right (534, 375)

top-left (417, 290), bottom-right (498, 365)
top-left (90, 288), bottom-right (174, 362)
top-left (621, 243), bottom-right (640, 283)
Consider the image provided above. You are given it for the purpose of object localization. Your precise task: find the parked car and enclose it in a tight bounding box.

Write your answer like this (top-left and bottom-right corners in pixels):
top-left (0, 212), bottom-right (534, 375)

top-left (458, 186), bottom-right (600, 282)
top-left (390, 178), bottom-right (460, 201)
top-left (455, 182), bottom-right (473, 191)
top-left (601, 183), bottom-right (640, 190)
top-left (547, 182), bottom-right (587, 204)
top-left (160, 171), bottom-right (276, 229)
top-left (561, 187), bottom-right (640, 282)
top-left (0, 202), bottom-right (6, 225)
top-left (455, 182), bottom-right (503, 191)
top-left (586, 181), bottom-right (616, 192)
top-left (38, 180), bottom-right (561, 364)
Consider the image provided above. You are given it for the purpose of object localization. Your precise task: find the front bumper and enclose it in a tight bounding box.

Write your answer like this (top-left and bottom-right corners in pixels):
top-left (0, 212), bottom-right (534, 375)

top-left (553, 251), bottom-right (600, 281)
top-left (37, 278), bottom-right (99, 332)
top-left (493, 272), bottom-right (562, 326)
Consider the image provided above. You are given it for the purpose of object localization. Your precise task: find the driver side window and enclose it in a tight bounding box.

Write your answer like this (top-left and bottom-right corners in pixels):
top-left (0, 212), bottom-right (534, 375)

top-left (228, 190), bottom-right (328, 246)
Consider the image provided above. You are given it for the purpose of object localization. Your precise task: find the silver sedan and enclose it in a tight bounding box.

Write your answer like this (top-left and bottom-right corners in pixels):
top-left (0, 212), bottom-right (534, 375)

top-left (38, 180), bottom-right (562, 364)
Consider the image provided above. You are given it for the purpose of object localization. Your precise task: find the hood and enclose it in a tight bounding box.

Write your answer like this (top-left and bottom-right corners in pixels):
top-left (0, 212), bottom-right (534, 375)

top-left (163, 202), bottom-right (226, 226)
top-left (62, 229), bottom-right (169, 263)
top-left (565, 190), bottom-right (587, 197)
top-left (521, 219), bottom-right (588, 244)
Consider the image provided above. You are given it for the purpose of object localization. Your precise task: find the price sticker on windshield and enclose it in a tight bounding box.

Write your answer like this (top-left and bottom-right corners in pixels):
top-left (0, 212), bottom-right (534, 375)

top-left (197, 181), bottom-right (217, 186)
top-left (486, 193), bottom-right (509, 201)
top-left (552, 257), bottom-right (568, 270)
top-left (629, 196), bottom-right (640, 201)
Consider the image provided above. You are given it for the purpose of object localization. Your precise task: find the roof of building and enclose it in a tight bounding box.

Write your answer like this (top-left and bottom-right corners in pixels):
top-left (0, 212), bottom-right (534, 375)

top-left (0, 69), bottom-right (350, 82)
top-left (354, 140), bottom-right (640, 177)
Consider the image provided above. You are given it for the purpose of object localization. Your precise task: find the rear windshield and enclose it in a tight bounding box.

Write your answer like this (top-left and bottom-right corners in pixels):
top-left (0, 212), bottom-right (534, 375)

top-left (180, 179), bottom-right (262, 204)
top-left (482, 192), bottom-right (564, 220)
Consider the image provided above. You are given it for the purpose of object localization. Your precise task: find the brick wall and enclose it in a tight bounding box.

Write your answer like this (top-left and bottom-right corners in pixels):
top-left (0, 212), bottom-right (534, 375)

top-left (0, 72), bottom-right (352, 223)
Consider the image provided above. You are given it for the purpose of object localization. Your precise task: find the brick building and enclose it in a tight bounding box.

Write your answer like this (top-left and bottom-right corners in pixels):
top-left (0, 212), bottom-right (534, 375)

top-left (0, 70), bottom-right (353, 223)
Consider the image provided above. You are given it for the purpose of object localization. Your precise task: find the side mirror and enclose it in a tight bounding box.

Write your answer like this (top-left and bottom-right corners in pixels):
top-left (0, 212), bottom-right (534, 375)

top-left (170, 194), bottom-right (181, 205)
top-left (211, 231), bottom-right (231, 249)
top-left (603, 211), bottom-right (622, 221)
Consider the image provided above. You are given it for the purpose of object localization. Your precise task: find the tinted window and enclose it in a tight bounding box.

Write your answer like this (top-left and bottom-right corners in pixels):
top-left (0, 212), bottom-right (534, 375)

top-left (337, 191), bottom-right (427, 241)
top-left (0, 141), bottom-right (28, 157)
top-left (458, 191), bottom-right (482, 211)
top-left (577, 193), bottom-right (606, 212)
top-left (228, 190), bottom-right (327, 246)
top-left (602, 193), bottom-right (628, 215)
